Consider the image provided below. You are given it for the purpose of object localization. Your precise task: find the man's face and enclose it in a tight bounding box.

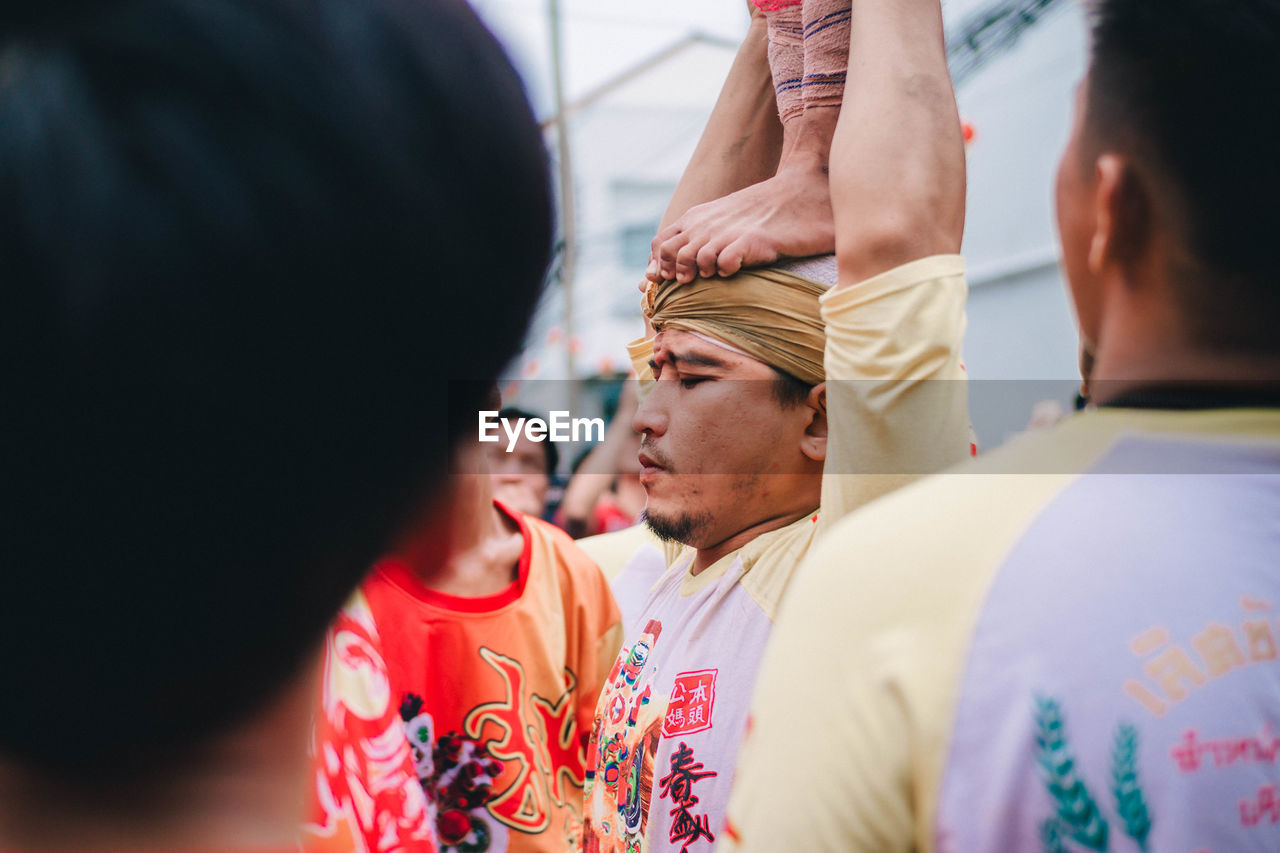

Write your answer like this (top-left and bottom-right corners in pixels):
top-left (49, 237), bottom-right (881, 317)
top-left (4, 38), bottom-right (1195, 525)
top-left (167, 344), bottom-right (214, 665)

top-left (1055, 78), bottom-right (1102, 349)
top-left (634, 329), bottom-right (819, 550)
top-left (487, 433), bottom-right (550, 517)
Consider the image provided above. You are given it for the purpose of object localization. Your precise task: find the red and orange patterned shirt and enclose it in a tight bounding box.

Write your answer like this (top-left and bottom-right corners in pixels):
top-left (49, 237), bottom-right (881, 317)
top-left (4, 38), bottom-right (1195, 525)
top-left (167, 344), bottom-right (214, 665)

top-left (364, 502), bottom-right (623, 853)
top-left (304, 590), bottom-right (437, 852)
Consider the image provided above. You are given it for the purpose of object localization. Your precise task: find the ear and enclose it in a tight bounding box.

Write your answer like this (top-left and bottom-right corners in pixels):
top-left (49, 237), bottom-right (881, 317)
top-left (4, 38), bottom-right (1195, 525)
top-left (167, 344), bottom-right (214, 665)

top-left (799, 381), bottom-right (827, 463)
top-left (1088, 153), bottom-right (1151, 277)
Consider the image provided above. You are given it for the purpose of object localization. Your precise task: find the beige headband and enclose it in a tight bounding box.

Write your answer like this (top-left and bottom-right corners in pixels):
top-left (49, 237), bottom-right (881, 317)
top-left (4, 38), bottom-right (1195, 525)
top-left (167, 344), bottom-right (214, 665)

top-left (643, 267), bottom-right (828, 387)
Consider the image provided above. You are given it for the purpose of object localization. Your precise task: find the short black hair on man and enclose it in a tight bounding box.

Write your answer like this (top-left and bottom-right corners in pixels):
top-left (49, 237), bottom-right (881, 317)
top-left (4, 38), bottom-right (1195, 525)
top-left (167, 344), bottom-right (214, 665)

top-left (0, 0), bottom-right (551, 772)
top-left (770, 368), bottom-right (813, 408)
top-left (1084, 0), bottom-right (1280, 353)
top-left (499, 407), bottom-right (560, 476)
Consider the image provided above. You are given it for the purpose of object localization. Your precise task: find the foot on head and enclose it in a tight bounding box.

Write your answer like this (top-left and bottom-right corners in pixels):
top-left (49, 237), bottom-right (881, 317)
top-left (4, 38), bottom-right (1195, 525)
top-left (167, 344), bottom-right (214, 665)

top-left (645, 159), bottom-right (835, 284)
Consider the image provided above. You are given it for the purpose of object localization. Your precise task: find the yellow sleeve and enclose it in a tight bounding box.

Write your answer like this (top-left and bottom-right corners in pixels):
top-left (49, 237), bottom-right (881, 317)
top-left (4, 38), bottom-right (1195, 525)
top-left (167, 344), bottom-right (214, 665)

top-left (626, 336), bottom-right (655, 400)
top-left (576, 524), bottom-right (660, 583)
top-left (817, 255), bottom-right (971, 536)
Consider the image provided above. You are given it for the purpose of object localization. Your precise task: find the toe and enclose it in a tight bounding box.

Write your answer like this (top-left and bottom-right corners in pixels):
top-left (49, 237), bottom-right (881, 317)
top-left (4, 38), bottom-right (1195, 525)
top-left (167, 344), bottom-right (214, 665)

top-left (717, 240), bottom-right (747, 278)
top-left (656, 232), bottom-right (691, 281)
top-left (674, 237), bottom-right (704, 283)
top-left (720, 232), bottom-right (777, 276)
top-left (696, 238), bottom-right (730, 279)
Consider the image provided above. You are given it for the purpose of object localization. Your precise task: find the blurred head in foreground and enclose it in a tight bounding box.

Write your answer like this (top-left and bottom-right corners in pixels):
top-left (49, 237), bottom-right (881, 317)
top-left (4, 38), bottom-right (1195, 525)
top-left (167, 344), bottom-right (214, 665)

top-left (0, 0), bottom-right (550, 845)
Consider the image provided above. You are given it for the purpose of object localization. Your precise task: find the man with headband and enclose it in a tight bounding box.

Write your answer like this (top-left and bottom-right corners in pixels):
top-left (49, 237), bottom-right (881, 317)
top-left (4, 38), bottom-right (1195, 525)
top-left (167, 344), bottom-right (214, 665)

top-left (579, 2), bottom-right (971, 843)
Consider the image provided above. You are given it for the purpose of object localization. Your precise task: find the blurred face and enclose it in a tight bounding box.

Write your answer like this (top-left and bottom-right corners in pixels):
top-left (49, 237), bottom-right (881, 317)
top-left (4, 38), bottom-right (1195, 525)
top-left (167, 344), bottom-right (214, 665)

top-left (634, 329), bottom-right (820, 550)
top-left (1055, 79), bottom-right (1102, 349)
top-left (486, 433), bottom-right (550, 517)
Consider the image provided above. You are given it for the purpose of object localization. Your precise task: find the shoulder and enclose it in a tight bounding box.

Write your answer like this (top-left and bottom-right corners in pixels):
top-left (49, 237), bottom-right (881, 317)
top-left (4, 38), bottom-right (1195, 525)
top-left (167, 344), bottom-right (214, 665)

top-left (576, 524), bottom-right (661, 582)
top-left (794, 413), bottom-right (1128, 635)
top-left (737, 513), bottom-right (821, 621)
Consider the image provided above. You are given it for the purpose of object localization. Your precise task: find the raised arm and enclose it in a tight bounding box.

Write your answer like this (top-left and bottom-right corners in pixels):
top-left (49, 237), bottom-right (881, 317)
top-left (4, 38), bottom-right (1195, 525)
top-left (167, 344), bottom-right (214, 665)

top-left (558, 381), bottom-right (640, 538)
top-left (830, 0), bottom-right (964, 287)
top-left (813, 0), bottom-right (969, 530)
top-left (726, 5), bottom-right (965, 848)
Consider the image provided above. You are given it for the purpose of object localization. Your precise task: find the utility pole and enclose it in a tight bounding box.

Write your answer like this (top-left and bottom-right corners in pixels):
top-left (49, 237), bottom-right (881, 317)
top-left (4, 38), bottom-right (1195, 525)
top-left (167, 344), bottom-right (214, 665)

top-left (547, 0), bottom-right (578, 412)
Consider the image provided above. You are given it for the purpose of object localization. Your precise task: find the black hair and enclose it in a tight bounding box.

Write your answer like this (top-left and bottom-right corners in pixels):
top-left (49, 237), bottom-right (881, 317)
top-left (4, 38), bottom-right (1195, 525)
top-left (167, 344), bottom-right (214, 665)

top-left (1085, 0), bottom-right (1280, 352)
top-left (499, 407), bottom-right (560, 475)
top-left (770, 368), bottom-right (814, 408)
top-left (0, 0), bottom-right (551, 772)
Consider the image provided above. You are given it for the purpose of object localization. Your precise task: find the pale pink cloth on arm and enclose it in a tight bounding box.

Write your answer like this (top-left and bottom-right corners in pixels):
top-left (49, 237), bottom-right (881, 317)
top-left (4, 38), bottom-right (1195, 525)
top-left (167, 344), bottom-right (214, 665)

top-left (801, 0), bottom-right (850, 111)
top-left (753, 0), bottom-right (849, 123)
top-left (754, 0), bottom-right (805, 123)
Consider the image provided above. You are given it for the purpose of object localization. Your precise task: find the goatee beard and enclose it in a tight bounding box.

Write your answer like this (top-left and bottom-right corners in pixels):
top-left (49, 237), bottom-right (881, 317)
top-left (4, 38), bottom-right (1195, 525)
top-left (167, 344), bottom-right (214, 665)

top-left (643, 507), bottom-right (712, 546)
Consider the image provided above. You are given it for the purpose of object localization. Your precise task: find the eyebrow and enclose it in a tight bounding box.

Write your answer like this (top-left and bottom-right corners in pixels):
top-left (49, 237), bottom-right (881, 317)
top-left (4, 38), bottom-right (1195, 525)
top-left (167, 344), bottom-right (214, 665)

top-left (649, 349), bottom-right (729, 371)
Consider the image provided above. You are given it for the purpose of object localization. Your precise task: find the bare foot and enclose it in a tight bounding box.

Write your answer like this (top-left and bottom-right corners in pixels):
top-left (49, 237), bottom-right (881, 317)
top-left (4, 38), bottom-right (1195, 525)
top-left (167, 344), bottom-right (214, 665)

top-left (646, 157), bottom-right (834, 283)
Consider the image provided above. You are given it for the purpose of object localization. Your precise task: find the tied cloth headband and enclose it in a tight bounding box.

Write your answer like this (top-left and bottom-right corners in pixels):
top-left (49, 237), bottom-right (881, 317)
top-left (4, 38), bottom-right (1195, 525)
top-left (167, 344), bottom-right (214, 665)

top-left (642, 267), bottom-right (828, 387)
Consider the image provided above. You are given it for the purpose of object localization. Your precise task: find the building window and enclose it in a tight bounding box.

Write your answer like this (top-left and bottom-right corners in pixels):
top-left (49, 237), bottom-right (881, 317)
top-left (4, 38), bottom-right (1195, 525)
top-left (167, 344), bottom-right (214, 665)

top-left (620, 222), bottom-right (658, 270)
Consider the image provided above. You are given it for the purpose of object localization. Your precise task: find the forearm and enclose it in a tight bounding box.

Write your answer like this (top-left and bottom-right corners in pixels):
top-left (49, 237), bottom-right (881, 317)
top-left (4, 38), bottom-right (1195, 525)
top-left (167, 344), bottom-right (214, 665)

top-left (831, 0), bottom-right (964, 287)
top-left (658, 17), bottom-right (783, 228)
top-left (560, 415), bottom-right (634, 523)
top-left (560, 473), bottom-right (611, 538)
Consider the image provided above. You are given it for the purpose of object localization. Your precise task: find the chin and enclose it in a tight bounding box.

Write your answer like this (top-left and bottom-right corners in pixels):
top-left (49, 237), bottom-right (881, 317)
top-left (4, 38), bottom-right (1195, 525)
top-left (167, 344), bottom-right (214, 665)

top-left (495, 489), bottom-right (540, 518)
top-left (644, 505), bottom-right (713, 547)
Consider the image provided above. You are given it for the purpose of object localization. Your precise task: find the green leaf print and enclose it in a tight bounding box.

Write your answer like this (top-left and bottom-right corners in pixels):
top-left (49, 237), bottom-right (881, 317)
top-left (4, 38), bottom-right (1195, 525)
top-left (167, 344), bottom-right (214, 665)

top-left (1110, 724), bottom-right (1151, 851)
top-left (1035, 696), bottom-right (1109, 851)
top-left (1040, 818), bottom-right (1068, 853)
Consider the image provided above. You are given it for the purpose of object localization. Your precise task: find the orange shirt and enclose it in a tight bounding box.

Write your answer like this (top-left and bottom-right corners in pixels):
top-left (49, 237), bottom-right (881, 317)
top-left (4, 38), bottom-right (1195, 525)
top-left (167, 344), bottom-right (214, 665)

top-left (364, 502), bottom-right (624, 852)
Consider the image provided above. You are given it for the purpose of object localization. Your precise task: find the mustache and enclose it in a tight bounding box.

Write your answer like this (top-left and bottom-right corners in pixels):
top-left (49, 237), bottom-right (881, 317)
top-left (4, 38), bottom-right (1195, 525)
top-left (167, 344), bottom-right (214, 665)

top-left (638, 436), bottom-right (676, 473)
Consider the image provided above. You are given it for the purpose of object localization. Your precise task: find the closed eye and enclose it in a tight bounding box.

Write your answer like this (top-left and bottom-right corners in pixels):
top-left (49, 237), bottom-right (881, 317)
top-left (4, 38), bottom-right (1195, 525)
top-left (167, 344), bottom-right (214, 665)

top-left (679, 377), bottom-right (708, 389)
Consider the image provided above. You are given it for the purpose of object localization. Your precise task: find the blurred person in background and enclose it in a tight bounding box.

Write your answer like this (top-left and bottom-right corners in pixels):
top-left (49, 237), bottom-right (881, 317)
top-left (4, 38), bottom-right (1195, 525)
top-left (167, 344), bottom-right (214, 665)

top-left (487, 406), bottom-right (559, 520)
top-left (360, 427), bottom-right (623, 851)
top-left (559, 381), bottom-right (645, 540)
top-left (0, 0), bottom-right (552, 849)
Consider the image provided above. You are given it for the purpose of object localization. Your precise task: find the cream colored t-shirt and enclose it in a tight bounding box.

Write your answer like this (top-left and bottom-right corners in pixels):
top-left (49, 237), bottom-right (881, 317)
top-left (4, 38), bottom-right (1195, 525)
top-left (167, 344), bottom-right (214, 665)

top-left (723, 405), bottom-right (1280, 853)
top-left (580, 255), bottom-right (971, 853)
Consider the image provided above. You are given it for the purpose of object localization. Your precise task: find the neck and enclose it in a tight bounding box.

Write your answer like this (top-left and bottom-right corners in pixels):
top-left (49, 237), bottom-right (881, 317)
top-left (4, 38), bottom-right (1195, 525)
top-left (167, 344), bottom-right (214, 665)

top-left (447, 444), bottom-right (504, 556)
top-left (397, 462), bottom-right (523, 596)
top-left (1090, 338), bottom-right (1280, 406)
top-left (1088, 272), bottom-right (1280, 404)
top-left (691, 505), bottom-right (815, 575)
top-left (0, 656), bottom-right (318, 851)
top-left (446, 478), bottom-right (506, 558)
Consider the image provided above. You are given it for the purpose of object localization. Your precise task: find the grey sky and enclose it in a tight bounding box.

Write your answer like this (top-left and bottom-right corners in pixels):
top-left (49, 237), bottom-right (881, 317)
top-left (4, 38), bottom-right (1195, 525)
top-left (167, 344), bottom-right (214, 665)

top-left (470, 0), bottom-right (749, 119)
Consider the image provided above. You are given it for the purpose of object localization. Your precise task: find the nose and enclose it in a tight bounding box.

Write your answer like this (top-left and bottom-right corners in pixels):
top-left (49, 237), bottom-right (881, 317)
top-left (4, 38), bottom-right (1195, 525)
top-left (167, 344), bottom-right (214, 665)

top-left (632, 383), bottom-right (669, 438)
